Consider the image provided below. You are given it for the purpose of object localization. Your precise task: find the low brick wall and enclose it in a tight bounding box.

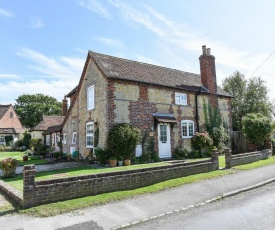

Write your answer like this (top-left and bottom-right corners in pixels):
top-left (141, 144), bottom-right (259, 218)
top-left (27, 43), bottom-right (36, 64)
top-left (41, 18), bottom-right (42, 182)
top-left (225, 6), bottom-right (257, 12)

top-left (22, 150), bottom-right (219, 208)
top-left (224, 148), bottom-right (271, 168)
top-left (0, 180), bottom-right (23, 206)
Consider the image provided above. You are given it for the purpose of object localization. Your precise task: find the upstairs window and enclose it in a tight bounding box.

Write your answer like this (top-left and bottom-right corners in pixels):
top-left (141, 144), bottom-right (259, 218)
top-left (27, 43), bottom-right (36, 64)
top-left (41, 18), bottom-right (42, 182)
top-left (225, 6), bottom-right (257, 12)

top-left (175, 93), bottom-right (187, 105)
top-left (10, 112), bottom-right (13, 118)
top-left (86, 122), bottom-right (94, 148)
top-left (181, 120), bottom-right (194, 138)
top-left (72, 132), bottom-right (77, 144)
top-left (87, 85), bottom-right (95, 110)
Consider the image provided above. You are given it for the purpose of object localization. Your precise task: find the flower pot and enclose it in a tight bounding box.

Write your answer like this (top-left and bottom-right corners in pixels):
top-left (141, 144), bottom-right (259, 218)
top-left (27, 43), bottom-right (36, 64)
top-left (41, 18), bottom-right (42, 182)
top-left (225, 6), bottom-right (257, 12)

top-left (109, 159), bottom-right (117, 167)
top-left (23, 155), bottom-right (28, 162)
top-left (124, 159), bottom-right (131, 166)
top-left (118, 160), bottom-right (123, 166)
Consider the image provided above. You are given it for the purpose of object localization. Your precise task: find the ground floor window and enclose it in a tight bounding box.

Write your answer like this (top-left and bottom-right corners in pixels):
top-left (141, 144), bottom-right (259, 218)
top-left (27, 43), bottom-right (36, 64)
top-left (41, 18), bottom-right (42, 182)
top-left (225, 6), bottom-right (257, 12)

top-left (181, 120), bottom-right (194, 138)
top-left (86, 122), bottom-right (94, 148)
top-left (72, 132), bottom-right (77, 144)
top-left (0, 136), bottom-right (5, 145)
top-left (63, 133), bottom-right (67, 144)
top-left (45, 135), bottom-right (50, 146)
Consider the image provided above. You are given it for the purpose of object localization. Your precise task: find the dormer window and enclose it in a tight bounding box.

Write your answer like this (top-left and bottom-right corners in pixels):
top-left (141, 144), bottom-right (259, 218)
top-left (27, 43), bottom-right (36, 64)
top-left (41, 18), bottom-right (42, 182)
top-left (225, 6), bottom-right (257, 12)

top-left (175, 93), bottom-right (187, 105)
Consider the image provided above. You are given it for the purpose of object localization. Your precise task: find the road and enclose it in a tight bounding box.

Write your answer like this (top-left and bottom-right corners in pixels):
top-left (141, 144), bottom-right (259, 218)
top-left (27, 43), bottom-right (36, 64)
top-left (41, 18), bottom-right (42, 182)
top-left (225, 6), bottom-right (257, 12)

top-left (123, 182), bottom-right (275, 230)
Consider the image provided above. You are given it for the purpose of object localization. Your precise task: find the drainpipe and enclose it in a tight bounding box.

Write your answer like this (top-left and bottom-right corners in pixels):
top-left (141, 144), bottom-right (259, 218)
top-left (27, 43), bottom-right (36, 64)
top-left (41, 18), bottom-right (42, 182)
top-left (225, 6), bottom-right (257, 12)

top-left (195, 88), bottom-right (201, 132)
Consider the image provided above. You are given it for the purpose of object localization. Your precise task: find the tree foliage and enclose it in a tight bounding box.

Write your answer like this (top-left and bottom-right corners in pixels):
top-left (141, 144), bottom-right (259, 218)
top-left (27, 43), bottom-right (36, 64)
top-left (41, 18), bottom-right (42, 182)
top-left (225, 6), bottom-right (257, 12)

top-left (14, 94), bottom-right (62, 128)
top-left (222, 71), bottom-right (274, 131)
top-left (242, 113), bottom-right (272, 150)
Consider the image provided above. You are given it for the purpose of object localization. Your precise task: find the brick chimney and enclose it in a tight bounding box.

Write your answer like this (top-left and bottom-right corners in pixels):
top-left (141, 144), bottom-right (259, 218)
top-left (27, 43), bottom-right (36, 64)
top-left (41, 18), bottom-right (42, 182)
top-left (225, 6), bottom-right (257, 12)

top-left (199, 45), bottom-right (218, 107)
top-left (62, 95), bottom-right (68, 116)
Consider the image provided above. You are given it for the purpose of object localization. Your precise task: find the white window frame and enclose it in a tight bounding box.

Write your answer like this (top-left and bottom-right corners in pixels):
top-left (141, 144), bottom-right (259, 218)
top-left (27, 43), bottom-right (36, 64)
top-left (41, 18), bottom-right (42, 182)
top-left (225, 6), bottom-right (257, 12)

top-left (72, 132), bottom-right (77, 144)
top-left (175, 92), bottom-right (187, 105)
top-left (63, 133), bottom-right (67, 144)
top-left (87, 85), bottom-right (95, 111)
top-left (181, 120), bottom-right (195, 138)
top-left (86, 122), bottom-right (94, 148)
top-left (45, 135), bottom-right (50, 146)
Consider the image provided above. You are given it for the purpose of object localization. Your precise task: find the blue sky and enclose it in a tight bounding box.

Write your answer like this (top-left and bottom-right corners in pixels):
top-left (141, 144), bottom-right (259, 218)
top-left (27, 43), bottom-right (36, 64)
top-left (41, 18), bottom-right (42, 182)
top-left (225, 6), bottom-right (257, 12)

top-left (1, 0), bottom-right (275, 105)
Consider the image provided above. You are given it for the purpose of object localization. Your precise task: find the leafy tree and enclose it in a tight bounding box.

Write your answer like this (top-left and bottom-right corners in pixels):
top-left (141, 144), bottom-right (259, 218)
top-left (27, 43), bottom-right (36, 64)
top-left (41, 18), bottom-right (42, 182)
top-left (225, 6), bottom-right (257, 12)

top-left (242, 113), bottom-right (272, 150)
top-left (222, 71), bottom-right (246, 131)
top-left (14, 94), bottom-right (62, 128)
top-left (222, 71), bottom-right (274, 131)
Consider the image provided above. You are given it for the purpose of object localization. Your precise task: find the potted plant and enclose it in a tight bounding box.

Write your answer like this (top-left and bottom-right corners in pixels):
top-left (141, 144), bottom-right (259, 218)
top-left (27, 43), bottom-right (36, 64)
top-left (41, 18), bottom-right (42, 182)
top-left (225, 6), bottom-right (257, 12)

top-left (109, 157), bottom-right (117, 167)
top-left (118, 156), bottom-right (123, 166)
top-left (107, 124), bottom-right (141, 167)
top-left (23, 154), bottom-right (28, 161)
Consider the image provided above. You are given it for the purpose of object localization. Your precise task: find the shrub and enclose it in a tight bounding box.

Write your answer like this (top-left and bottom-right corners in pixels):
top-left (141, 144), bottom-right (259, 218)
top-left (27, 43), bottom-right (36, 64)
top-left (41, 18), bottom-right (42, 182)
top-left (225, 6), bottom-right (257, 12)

top-left (107, 124), bottom-right (141, 160)
top-left (53, 152), bottom-right (60, 159)
top-left (242, 113), bottom-right (272, 150)
top-left (191, 132), bottom-right (213, 150)
top-left (94, 147), bottom-right (110, 165)
top-left (211, 127), bottom-right (229, 151)
top-left (173, 147), bottom-right (190, 160)
top-left (4, 135), bottom-right (13, 146)
top-left (29, 138), bottom-right (42, 151)
top-left (0, 158), bottom-right (17, 178)
top-left (22, 132), bottom-right (31, 148)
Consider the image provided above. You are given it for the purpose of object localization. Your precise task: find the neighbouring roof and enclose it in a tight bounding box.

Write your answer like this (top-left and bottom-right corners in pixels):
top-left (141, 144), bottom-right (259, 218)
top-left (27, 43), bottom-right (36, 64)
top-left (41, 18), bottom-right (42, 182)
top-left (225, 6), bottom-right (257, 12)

top-left (89, 51), bottom-right (231, 97)
top-left (66, 86), bottom-right (78, 97)
top-left (30, 115), bottom-right (64, 132)
top-left (0, 104), bottom-right (11, 120)
top-left (43, 124), bottom-right (62, 135)
top-left (0, 128), bottom-right (16, 134)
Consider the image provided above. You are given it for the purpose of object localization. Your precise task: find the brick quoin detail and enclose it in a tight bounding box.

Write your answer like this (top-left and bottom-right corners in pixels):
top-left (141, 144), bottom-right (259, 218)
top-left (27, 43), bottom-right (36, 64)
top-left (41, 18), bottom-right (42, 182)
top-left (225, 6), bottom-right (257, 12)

top-left (107, 80), bottom-right (116, 130)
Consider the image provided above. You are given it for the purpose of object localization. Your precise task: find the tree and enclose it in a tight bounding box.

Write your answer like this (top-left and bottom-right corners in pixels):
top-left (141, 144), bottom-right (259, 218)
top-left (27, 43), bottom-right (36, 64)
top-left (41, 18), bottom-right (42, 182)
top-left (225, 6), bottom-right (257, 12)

top-left (242, 113), bottom-right (272, 150)
top-left (14, 94), bottom-right (62, 128)
top-left (222, 71), bottom-right (274, 131)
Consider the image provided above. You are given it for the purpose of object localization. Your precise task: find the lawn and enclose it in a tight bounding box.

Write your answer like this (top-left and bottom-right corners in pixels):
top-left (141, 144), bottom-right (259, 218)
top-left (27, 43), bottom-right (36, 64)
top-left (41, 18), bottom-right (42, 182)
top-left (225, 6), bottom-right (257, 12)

top-left (0, 151), bottom-right (47, 166)
top-left (2, 162), bottom-right (171, 191)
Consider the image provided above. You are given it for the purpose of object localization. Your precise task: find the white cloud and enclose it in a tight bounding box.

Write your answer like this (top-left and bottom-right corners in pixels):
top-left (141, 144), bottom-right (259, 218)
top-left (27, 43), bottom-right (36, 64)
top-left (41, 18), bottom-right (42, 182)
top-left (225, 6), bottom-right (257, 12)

top-left (79, 0), bottom-right (112, 19)
top-left (95, 36), bottom-right (124, 48)
top-left (0, 8), bottom-right (14, 19)
top-left (28, 17), bottom-right (45, 29)
top-left (108, 0), bottom-right (275, 99)
top-left (75, 47), bottom-right (88, 54)
top-left (0, 48), bottom-right (85, 104)
top-left (0, 74), bottom-right (21, 79)
top-left (136, 55), bottom-right (161, 66)
top-left (17, 48), bottom-right (85, 80)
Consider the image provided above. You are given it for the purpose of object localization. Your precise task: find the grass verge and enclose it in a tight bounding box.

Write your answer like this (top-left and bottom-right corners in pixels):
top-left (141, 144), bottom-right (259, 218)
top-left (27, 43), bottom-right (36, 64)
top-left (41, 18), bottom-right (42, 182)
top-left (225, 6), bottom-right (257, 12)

top-left (233, 156), bottom-right (275, 170)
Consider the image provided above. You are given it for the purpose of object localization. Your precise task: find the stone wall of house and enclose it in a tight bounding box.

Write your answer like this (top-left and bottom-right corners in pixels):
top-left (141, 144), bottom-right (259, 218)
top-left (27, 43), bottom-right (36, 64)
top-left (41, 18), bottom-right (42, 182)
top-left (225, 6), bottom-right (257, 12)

top-left (224, 148), bottom-right (271, 168)
top-left (107, 79), bottom-right (232, 152)
top-left (63, 59), bottom-right (108, 157)
top-left (22, 151), bottom-right (219, 208)
top-left (0, 106), bottom-right (23, 129)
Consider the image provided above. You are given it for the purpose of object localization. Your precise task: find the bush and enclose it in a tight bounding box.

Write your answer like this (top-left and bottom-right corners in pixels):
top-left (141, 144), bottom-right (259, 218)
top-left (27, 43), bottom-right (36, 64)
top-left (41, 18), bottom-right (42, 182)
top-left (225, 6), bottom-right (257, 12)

top-left (173, 147), bottom-right (190, 160)
top-left (22, 132), bottom-right (31, 148)
top-left (29, 138), bottom-right (42, 151)
top-left (107, 124), bottom-right (141, 160)
top-left (242, 113), bottom-right (272, 150)
top-left (0, 158), bottom-right (17, 178)
top-left (94, 147), bottom-right (110, 165)
top-left (191, 132), bottom-right (213, 150)
top-left (53, 152), bottom-right (60, 159)
top-left (4, 135), bottom-right (13, 146)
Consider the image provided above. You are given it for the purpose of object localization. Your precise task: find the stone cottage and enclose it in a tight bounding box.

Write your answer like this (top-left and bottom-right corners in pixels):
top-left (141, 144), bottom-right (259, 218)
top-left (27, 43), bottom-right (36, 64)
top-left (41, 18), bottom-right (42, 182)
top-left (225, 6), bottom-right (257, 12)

top-left (62, 45), bottom-right (232, 158)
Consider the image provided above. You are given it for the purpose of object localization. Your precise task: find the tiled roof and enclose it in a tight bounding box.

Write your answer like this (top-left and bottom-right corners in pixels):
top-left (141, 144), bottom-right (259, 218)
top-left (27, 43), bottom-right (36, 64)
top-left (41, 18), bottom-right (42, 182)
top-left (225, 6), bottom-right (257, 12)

top-left (0, 128), bottom-right (16, 134)
top-left (0, 104), bottom-right (11, 120)
top-left (89, 51), bottom-right (231, 97)
top-left (43, 124), bottom-right (62, 135)
top-left (66, 86), bottom-right (78, 97)
top-left (30, 115), bottom-right (64, 132)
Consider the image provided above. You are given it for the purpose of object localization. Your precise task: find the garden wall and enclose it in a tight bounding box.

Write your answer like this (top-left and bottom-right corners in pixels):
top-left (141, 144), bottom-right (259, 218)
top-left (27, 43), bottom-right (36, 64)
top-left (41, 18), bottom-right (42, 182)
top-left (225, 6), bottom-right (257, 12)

top-left (224, 148), bottom-right (271, 169)
top-left (22, 151), bottom-right (219, 208)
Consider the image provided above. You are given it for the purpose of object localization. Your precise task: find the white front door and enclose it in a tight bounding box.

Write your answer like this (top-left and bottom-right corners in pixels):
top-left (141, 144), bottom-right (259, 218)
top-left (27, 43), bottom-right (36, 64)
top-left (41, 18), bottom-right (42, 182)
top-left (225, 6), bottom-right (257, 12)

top-left (158, 123), bottom-right (171, 158)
